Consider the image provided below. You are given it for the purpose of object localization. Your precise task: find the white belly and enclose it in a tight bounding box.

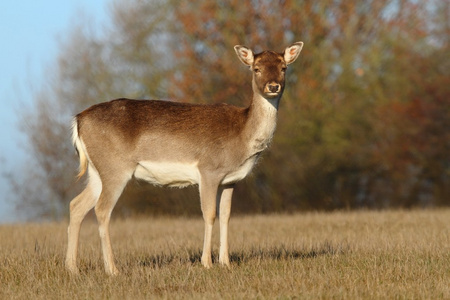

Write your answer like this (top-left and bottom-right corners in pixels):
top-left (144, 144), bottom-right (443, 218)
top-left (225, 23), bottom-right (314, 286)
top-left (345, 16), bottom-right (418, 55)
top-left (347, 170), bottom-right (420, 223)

top-left (134, 155), bottom-right (259, 188)
top-left (134, 161), bottom-right (200, 188)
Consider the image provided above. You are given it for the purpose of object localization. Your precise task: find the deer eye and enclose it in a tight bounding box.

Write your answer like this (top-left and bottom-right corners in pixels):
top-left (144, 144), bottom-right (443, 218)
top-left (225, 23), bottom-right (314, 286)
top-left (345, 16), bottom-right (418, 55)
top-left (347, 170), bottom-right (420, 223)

top-left (281, 67), bottom-right (287, 73)
top-left (253, 67), bottom-right (261, 74)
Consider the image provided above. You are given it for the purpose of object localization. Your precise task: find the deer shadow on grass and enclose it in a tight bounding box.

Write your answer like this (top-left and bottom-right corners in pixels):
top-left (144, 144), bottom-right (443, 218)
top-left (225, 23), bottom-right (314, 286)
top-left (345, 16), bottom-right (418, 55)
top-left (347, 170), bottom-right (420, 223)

top-left (137, 249), bottom-right (203, 268)
top-left (137, 240), bottom-right (347, 268)
top-left (229, 240), bottom-right (348, 266)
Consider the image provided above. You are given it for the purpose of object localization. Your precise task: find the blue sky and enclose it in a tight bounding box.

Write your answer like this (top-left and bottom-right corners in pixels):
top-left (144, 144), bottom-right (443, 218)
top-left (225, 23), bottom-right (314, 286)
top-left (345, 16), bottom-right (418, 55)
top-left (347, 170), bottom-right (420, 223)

top-left (0, 0), bottom-right (110, 222)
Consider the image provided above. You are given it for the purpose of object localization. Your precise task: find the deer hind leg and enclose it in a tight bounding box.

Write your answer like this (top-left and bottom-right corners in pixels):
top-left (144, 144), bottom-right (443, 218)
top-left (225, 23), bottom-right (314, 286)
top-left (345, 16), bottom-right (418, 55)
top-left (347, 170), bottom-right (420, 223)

top-left (218, 185), bottom-right (234, 267)
top-left (94, 172), bottom-right (131, 276)
top-left (199, 176), bottom-right (220, 268)
top-left (66, 166), bottom-right (102, 274)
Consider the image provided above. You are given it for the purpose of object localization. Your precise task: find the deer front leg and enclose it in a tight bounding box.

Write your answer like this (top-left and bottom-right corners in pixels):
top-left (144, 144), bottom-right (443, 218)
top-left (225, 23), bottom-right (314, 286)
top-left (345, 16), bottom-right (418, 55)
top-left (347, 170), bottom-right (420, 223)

top-left (218, 185), bottom-right (234, 267)
top-left (199, 176), bottom-right (219, 268)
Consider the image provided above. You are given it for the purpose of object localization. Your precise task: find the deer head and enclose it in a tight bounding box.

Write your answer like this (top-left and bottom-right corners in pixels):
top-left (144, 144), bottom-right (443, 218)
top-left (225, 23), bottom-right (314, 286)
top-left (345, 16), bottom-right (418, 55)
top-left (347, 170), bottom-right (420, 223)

top-left (234, 42), bottom-right (303, 101)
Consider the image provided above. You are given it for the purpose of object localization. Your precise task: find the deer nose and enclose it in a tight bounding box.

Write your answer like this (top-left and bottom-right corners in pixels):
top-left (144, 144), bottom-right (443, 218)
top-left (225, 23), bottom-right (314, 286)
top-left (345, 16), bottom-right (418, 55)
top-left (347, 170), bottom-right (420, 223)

top-left (268, 83), bottom-right (280, 93)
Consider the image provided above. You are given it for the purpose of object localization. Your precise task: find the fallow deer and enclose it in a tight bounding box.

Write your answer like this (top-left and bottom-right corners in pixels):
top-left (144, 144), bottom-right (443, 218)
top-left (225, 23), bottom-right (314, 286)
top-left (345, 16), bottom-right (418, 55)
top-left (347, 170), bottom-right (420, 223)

top-left (65, 41), bottom-right (303, 275)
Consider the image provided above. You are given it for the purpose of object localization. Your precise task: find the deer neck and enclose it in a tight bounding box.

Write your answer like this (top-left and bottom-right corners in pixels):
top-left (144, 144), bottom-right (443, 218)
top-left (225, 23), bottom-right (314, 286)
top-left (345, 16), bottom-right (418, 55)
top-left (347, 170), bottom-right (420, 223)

top-left (244, 83), bottom-right (281, 154)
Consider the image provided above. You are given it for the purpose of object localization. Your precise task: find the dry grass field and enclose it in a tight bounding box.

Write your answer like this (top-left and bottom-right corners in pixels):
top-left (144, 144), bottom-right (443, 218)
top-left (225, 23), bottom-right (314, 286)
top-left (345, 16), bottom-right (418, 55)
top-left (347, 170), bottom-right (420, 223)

top-left (0, 209), bottom-right (449, 299)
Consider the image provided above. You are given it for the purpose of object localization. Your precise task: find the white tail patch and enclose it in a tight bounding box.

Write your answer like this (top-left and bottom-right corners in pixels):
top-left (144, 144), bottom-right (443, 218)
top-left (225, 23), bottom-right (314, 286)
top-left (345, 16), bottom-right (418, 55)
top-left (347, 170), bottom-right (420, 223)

top-left (87, 165), bottom-right (102, 200)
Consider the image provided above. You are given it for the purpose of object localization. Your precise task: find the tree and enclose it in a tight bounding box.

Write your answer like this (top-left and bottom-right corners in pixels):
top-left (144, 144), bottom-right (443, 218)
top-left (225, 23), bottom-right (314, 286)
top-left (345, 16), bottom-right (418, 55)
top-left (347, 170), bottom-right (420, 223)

top-left (13, 1), bottom-right (176, 219)
top-left (13, 0), bottom-right (450, 219)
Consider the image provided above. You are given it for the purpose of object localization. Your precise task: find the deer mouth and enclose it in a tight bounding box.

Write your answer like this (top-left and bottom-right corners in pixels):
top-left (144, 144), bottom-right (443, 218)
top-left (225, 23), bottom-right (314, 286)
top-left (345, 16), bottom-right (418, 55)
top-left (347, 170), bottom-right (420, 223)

top-left (264, 91), bottom-right (280, 98)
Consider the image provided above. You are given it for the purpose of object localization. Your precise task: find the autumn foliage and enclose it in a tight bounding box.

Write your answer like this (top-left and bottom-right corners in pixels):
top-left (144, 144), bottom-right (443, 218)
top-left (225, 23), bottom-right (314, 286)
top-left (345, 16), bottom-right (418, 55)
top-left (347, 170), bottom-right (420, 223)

top-left (15, 0), bottom-right (450, 219)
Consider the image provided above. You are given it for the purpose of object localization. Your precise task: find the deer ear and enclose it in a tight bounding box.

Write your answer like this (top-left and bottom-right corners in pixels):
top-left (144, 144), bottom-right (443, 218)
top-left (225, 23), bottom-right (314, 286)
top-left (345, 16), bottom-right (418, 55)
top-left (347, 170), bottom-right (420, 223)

top-left (234, 45), bottom-right (254, 67)
top-left (284, 42), bottom-right (303, 65)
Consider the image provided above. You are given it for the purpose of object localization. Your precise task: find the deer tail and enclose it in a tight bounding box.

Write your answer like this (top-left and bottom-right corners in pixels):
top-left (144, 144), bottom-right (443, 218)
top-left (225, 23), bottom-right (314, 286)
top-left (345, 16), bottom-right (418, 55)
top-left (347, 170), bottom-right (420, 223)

top-left (71, 118), bottom-right (88, 180)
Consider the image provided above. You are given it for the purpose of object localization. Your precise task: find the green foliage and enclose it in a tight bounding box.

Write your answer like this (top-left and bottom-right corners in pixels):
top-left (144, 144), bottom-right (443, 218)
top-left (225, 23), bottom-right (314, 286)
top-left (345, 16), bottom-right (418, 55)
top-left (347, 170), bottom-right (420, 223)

top-left (14, 0), bottom-right (450, 218)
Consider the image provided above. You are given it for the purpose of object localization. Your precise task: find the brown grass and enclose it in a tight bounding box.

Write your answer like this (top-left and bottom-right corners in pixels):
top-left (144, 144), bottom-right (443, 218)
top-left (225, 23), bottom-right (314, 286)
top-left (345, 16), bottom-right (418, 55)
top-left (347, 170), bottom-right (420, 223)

top-left (1, 209), bottom-right (449, 299)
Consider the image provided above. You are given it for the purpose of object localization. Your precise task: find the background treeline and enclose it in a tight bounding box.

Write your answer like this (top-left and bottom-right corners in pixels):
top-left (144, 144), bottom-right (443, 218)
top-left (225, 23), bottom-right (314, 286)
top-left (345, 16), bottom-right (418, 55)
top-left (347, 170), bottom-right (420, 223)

top-left (13, 0), bottom-right (449, 219)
